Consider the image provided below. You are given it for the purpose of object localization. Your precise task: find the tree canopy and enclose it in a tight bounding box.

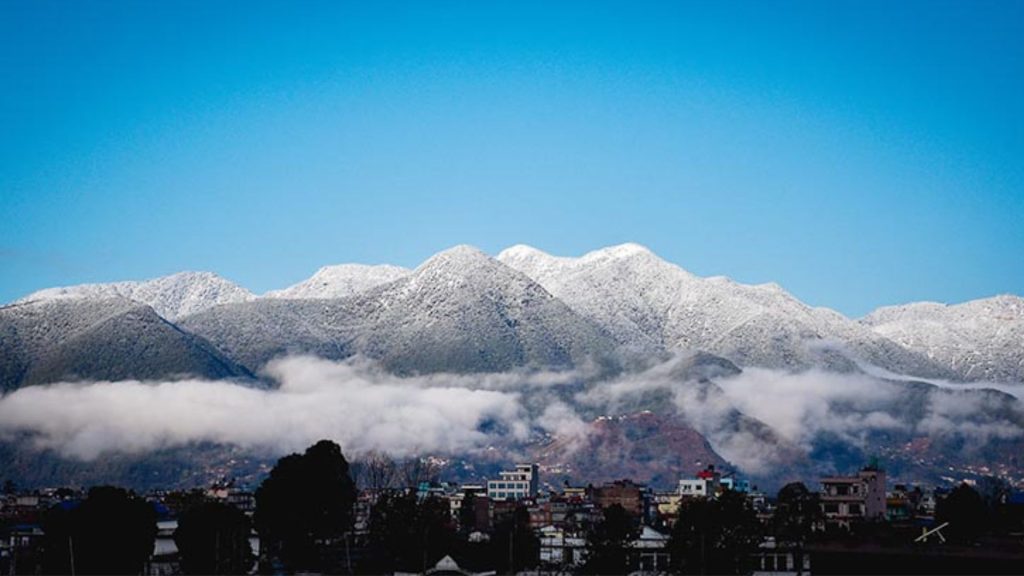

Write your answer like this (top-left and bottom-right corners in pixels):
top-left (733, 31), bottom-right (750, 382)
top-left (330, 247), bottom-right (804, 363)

top-left (41, 486), bottom-right (157, 575)
top-left (668, 490), bottom-right (762, 575)
top-left (936, 483), bottom-right (987, 544)
top-left (359, 491), bottom-right (457, 574)
top-left (174, 500), bottom-right (255, 575)
top-left (582, 504), bottom-right (639, 575)
top-left (774, 482), bottom-right (822, 543)
top-left (254, 439), bottom-right (357, 572)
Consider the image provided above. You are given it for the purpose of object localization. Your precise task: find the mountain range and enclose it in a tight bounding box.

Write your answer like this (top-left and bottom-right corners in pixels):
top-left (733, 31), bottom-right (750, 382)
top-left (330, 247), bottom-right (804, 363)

top-left (1, 243), bottom-right (1021, 490)
top-left (6, 243), bottom-right (1021, 387)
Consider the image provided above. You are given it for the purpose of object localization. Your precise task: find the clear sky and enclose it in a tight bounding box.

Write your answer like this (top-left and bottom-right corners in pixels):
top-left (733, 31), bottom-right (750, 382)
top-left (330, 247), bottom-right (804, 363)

top-left (1, 0), bottom-right (1021, 317)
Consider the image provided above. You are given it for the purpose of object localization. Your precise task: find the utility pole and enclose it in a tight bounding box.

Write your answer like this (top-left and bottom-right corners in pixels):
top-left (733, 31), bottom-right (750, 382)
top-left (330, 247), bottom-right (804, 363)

top-left (508, 525), bottom-right (515, 575)
top-left (68, 535), bottom-right (76, 576)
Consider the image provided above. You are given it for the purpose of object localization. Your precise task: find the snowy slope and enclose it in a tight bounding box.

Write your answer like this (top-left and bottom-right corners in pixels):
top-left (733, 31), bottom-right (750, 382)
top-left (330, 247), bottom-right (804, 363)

top-left (16, 272), bottom-right (255, 320)
top-left (0, 298), bottom-right (250, 391)
top-left (182, 246), bottom-right (619, 374)
top-left (863, 295), bottom-right (1024, 383)
top-left (264, 264), bottom-right (410, 300)
top-left (9, 243), bottom-right (1018, 382)
top-left (499, 243), bottom-right (956, 378)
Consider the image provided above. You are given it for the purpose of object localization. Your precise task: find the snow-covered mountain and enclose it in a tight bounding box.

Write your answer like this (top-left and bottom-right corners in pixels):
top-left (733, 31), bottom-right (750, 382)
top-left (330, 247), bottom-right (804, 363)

top-left (264, 264), bottom-right (410, 300)
top-left (16, 271), bottom-right (255, 320)
top-left (181, 246), bottom-right (619, 374)
top-left (6, 242), bottom-right (1020, 383)
top-left (863, 295), bottom-right (1024, 383)
top-left (498, 243), bottom-right (957, 379)
top-left (0, 298), bottom-right (250, 391)
top-left (2, 244), bottom-right (1023, 490)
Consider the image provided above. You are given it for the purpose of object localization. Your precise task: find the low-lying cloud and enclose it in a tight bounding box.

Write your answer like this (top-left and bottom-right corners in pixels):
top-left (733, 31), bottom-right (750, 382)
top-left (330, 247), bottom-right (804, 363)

top-left (0, 356), bottom-right (532, 460)
top-left (0, 353), bottom-right (1021, 481)
top-left (575, 355), bottom-right (1024, 475)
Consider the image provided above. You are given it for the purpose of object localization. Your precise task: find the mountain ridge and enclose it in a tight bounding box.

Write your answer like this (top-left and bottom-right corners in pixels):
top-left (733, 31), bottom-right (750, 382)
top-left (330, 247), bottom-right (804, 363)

top-left (7, 243), bottom-right (1022, 383)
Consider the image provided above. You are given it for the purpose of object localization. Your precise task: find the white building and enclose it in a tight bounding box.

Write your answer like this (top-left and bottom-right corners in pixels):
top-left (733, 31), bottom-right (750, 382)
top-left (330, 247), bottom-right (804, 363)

top-left (632, 526), bottom-right (670, 574)
top-left (678, 466), bottom-right (723, 499)
top-left (538, 525), bottom-right (588, 568)
top-left (678, 478), bottom-right (712, 498)
top-left (486, 464), bottom-right (538, 501)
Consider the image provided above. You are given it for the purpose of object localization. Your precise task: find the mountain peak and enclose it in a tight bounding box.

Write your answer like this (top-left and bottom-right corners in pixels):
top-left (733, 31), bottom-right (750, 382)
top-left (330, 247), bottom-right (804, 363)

top-left (582, 242), bottom-right (655, 261)
top-left (15, 271), bottom-right (254, 320)
top-left (265, 263), bottom-right (409, 300)
top-left (416, 245), bottom-right (493, 271)
top-left (497, 244), bottom-right (552, 261)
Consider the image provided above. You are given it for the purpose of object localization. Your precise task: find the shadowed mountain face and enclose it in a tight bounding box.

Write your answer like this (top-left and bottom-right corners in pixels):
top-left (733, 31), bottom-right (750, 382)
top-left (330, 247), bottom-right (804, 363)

top-left (0, 298), bottom-right (250, 392)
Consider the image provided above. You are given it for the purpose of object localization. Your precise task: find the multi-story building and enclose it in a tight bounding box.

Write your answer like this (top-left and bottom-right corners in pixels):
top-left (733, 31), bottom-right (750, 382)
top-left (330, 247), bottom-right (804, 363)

top-left (594, 480), bottom-right (647, 518)
top-left (678, 465), bottom-right (722, 499)
top-left (820, 466), bottom-right (886, 527)
top-left (539, 525), bottom-right (588, 568)
top-left (487, 464), bottom-right (539, 501)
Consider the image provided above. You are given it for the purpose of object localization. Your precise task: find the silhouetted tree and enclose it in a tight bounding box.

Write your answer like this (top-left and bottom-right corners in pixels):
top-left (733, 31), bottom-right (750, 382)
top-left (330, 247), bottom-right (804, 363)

top-left (582, 504), bottom-right (639, 575)
top-left (254, 440), bottom-right (357, 572)
top-left (162, 489), bottom-right (210, 516)
top-left (936, 483), bottom-right (987, 544)
top-left (668, 490), bottom-right (762, 575)
top-left (491, 504), bottom-right (539, 574)
top-left (41, 486), bottom-right (157, 575)
top-left (359, 492), bottom-right (457, 573)
top-left (773, 482), bottom-right (821, 575)
top-left (458, 491), bottom-right (479, 535)
top-left (174, 500), bottom-right (255, 575)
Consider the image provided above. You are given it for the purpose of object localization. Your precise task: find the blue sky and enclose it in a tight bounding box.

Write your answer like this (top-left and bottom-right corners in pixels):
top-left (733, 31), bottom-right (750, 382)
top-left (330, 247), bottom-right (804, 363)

top-left (1, 0), bottom-right (1021, 317)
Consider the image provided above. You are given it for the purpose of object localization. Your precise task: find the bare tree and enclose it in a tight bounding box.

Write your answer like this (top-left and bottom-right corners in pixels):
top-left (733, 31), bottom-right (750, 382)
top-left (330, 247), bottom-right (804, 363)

top-left (399, 457), bottom-right (441, 490)
top-left (355, 451), bottom-right (398, 492)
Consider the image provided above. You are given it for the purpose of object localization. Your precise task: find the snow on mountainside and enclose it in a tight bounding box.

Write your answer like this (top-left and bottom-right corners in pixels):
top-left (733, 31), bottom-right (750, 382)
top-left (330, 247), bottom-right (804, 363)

top-left (863, 295), bottom-right (1024, 383)
top-left (181, 246), bottom-right (620, 375)
top-left (0, 297), bottom-right (250, 391)
top-left (16, 272), bottom-right (255, 320)
top-left (8, 243), bottom-right (1019, 382)
top-left (498, 243), bottom-right (958, 379)
top-left (343, 245), bottom-right (619, 374)
top-left (264, 264), bottom-right (410, 300)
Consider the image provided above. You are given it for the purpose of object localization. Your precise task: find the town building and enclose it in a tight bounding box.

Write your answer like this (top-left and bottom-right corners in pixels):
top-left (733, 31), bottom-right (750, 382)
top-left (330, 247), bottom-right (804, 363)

top-left (538, 525), bottom-right (588, 569)
top-left (678, 465), bottom-right (723, 499)
top-left (750, 536), bottom-right (811, 576)
top-left (631, 525), bottom-right (670, 574)
top-left (819, 465), bottom-right (886, 528)
top-left (486, 464), bottom-right (538, 501)
top-left (593, 479), bottom-right (647, 518)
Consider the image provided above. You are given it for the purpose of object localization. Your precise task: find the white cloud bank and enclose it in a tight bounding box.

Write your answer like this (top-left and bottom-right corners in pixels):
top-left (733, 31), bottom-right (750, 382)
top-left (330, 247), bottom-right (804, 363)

top-left (0, 356), bottom-right (532, 460)
top-left (0, 353), bottom-right (1021, 478)
top-left (575, 356), bottom-right (1024, 474)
